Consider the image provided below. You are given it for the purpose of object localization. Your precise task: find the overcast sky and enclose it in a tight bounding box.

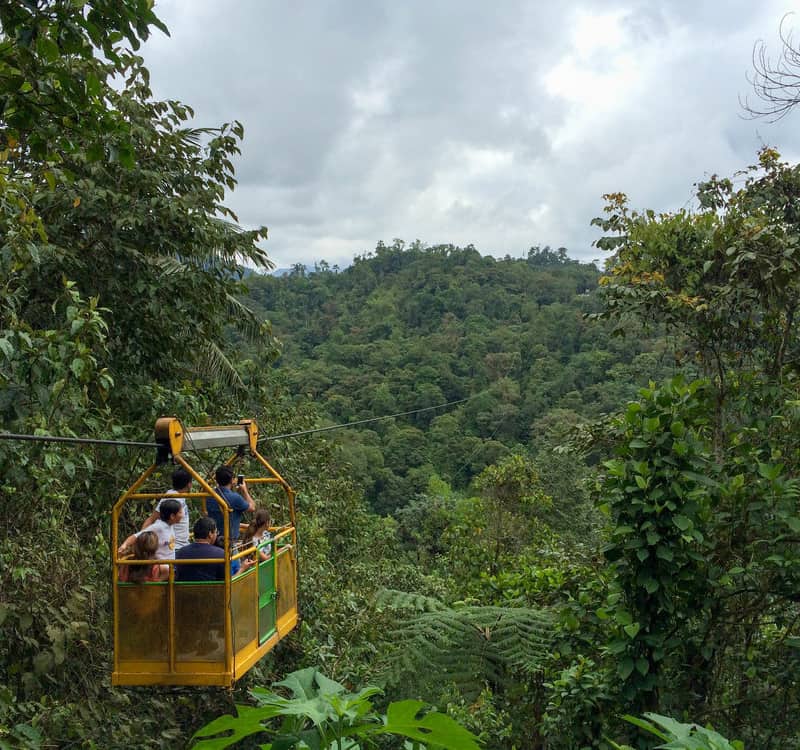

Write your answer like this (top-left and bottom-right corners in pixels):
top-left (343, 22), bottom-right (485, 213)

top-left (142, 1), bottom-right (800, 269)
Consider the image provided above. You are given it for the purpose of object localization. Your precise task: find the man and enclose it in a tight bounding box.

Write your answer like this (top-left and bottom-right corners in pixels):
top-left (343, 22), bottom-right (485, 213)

top-left (142, 468), bottom-right (192, 549)
top-left (205, 466), bottom-right (255, 543)
top-left (118, 498), bottom-right (183, 560)
top-left (175, 517), bottom-right (225, 582)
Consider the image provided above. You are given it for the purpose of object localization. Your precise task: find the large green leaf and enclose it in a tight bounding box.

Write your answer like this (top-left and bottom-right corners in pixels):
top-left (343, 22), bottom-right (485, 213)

top-left (377, 700), bottom-right (481, 750)
top-left (191, 704), bottom-right (281, 749)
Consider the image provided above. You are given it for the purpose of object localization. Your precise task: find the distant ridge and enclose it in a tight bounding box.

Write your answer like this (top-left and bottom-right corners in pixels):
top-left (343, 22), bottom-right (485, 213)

top-left (271, 264), bottom-right (328, 277)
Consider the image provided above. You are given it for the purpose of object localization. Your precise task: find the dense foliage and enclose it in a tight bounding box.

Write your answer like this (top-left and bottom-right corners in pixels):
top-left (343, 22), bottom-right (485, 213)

top-left (245, 242), bottom-right (673, 514)
top-left (192, 667), bottom-right (481, 750)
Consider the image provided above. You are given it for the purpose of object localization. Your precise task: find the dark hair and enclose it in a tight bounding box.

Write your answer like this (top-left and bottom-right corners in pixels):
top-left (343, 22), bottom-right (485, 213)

top-left (172, 468), bottom-right (192, 491)
top-left (159, 498), bottom-right (181, 522)
top-left (242, 509), bottom-right (270, 544)
top-left (194, 516), bottom-right (217, 540)
top-left (215, 465), bottom-right (234, 486)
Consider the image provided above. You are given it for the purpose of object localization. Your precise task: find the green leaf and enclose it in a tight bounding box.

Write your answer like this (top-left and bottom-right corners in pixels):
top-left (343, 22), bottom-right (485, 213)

top-left (785, 516), bottom-right (800, 533)
top-left (192, 704), bottom-right (281, 749)
top-left (36, 36), bottom-right (60, 62)
top-left (615, 610), bottom-right (633, 626)
top-left (118, 143), bottom-right (136, 169)
top-left (618, 657), bottom-right (635, 680)
top-left (758, 462), bottom-right (783, 481)
top-left (379, 700), bottom-right (481, 750)
top-left (672, 514), bottom-right (691, 531)
top-left (656, 545), bottom-right (674, 562)
top-left (86, 71), bottom-right (102, 97)
top-left (87, 141), bottom-right (104, 161)
top-left (620, 714), bottom-right (669, 741)
top-left (623, 622), bottom-right (641, 639)
top-left (33, 651), bottom-right (53, 675)
top-left (643, 577), bottom-right (659, 594)
top-left (643, 417), bottom-right (660, 433)
top-left (0, 338), bottom-right (13, 360)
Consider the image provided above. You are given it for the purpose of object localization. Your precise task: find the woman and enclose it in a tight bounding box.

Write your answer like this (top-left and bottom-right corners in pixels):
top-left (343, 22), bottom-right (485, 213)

top-left (119, 531), bottom-right (168, 582)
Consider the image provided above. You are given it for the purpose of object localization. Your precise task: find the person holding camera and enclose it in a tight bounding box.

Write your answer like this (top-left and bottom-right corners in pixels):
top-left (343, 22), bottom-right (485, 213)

top-left (205, 465), bottom-right (255, 544)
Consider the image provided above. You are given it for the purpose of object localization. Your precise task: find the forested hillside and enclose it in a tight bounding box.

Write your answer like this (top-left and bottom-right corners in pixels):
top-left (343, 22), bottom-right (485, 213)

top-left (245, 242), bottom-right (677, 513)
top-left (2, 3), bottom-right (800, 749)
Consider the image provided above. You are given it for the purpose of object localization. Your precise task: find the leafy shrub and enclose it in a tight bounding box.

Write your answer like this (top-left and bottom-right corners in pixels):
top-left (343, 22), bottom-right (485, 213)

top-left (192, 667), bottom-right (481, 749)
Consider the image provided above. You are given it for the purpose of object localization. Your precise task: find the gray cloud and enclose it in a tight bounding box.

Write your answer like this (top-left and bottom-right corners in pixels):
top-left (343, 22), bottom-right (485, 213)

top-left (144, 0), bottom-right (800, 268)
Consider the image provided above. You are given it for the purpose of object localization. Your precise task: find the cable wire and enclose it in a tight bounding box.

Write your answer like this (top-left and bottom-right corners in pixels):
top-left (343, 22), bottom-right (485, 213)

top-left (0, 395), bottom-right (476, 449)
top-left (260, 396), bottom-right (471, 442)
top-left (0, 432), bottom-right (157, 448)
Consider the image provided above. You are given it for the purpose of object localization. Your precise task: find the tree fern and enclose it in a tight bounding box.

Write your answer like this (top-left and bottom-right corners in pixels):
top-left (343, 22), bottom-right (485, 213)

top-left (375, 588), bottom-right (554, 698)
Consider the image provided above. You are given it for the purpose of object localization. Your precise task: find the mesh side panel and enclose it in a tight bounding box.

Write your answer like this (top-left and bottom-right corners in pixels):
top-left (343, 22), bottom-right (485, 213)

top-left (259, 595), bottom-right (277, 643)
top-left (258, 557), bottom-right (277, 643)
top-left (276, 550), bottom-right (297, 621)
top-left (175, 584), bottom-right (226, 663)
top-left (117, 584), bottom-right (168, 661)
top-left (231, 572), bottom-right (257, 653)
top-left (258, 557), bottom-right (275, 597)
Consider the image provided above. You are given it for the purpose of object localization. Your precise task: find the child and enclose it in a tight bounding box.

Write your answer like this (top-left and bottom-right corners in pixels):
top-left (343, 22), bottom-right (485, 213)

top-left (119, 531), bottom-right (168, 582)
top-left (241, 509), bottom-right (272, 561)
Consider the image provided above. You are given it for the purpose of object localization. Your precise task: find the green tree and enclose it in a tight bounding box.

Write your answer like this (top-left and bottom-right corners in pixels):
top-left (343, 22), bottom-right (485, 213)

top-left (590, 148), bottom-right (800, 746)
top-left (0, 2), bottom-right (280, 746)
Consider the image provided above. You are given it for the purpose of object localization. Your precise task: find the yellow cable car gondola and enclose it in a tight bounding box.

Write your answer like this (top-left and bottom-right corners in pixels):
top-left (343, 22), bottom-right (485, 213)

top-left (111, 418), bottom-right (298, 687)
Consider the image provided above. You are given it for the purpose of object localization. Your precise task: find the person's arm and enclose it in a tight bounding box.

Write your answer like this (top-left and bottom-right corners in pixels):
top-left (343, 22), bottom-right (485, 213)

top-left (239, 480), bottom-right (256, 511)
top-left (118, 532), bottom-right (138, 556)
top-left (141, 510), bottom-right (159, 530)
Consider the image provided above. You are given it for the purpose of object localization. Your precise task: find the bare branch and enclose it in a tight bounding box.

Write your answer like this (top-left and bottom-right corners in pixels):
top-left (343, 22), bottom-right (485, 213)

top-left (742, 14), bottom-right (800, 121)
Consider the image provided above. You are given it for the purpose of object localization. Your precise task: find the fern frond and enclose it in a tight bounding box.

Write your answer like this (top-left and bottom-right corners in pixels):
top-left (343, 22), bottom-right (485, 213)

top-left (782, 477), bottom-right (800, 500)
top-left (376, 589), bottom-right (555, 699)
top-left (375, 589), bottom-right (448, 612)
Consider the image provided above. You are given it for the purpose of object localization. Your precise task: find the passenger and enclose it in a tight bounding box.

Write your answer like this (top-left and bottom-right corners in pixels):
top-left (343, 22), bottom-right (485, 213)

top-left (241, 509), bottom-right (272, 561)
top-left (118, 498), bottom-right (183, 560)
top-left (205, 466), bottom-right (255, 544)
top-left (118, 531), bottom-right (168, 582)
top-left (175, 517), bottom-right (226, 582)
top-left (142, 468), bottom-right (192, 550)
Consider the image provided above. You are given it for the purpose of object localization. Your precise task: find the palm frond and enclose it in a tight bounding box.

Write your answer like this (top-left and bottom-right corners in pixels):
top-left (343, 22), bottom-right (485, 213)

top-left (194, 341), bottom-right (245, 391)
top-left (225, 292), bottom-right (272, 343)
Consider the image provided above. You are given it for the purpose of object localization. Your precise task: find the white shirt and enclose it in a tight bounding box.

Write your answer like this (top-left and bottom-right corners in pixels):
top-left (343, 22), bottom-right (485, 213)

top-left (136, 519), bottom-right (176, 560)
top-left (155, 489), bottom-right (189, 549)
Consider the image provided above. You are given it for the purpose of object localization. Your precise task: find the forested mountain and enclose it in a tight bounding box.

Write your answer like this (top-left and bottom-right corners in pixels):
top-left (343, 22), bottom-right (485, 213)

top-left (245, 242), bottom-right (677, 513)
